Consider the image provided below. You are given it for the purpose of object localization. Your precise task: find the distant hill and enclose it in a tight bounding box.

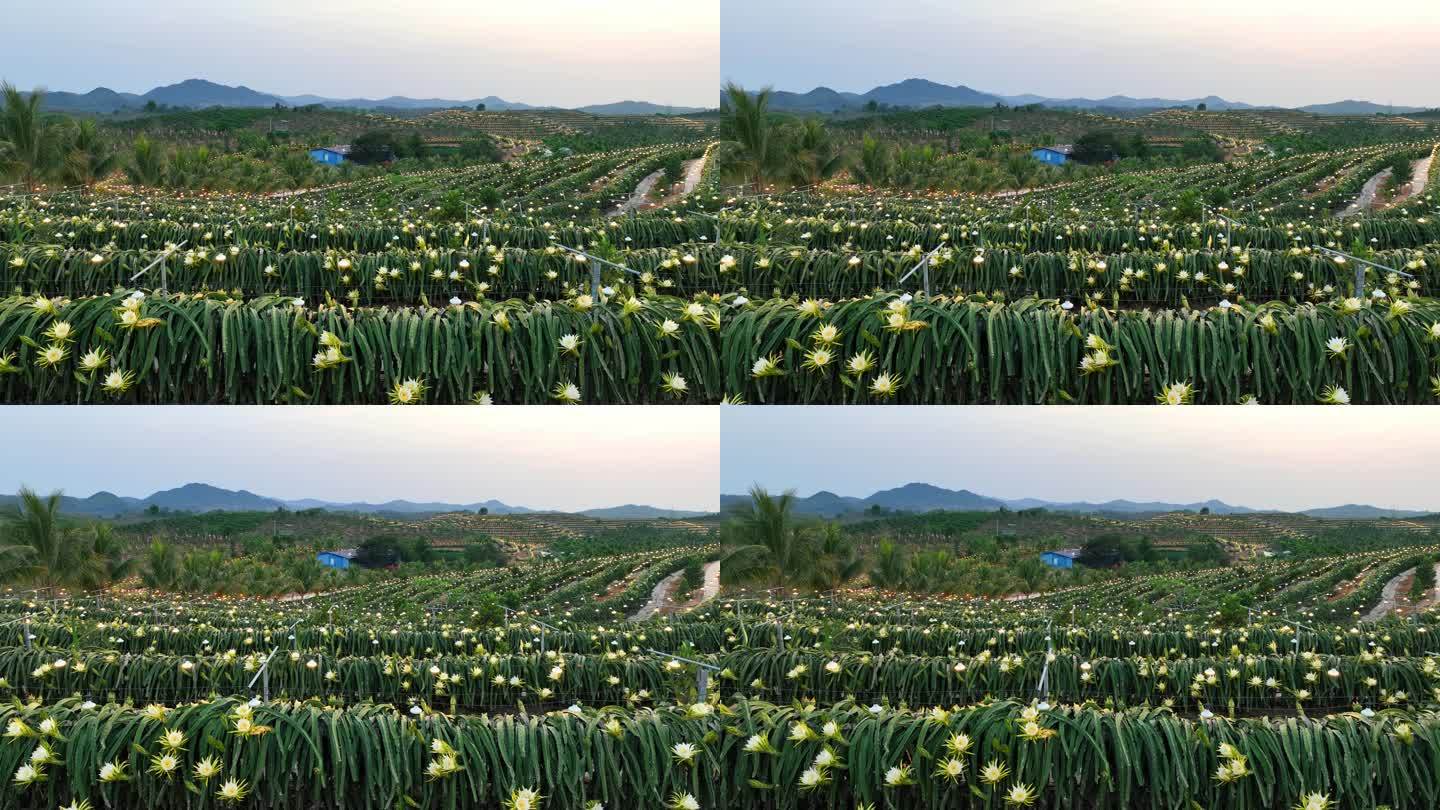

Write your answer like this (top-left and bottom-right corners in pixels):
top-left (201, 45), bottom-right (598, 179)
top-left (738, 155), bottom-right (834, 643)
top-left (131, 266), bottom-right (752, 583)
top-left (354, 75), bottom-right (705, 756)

top-left (2, 484), bottom-right (700, 519)
top-left (1002, 93), bottom-right (1254, 112)
top-left (765, 87), bottom-right (865, 113)
top-left (0, 490), bottom-right (144, 518)
top-left (1298, 100), bottom-right (1427, 115)
top-left (142, 79), bottom-right (283, 109)
top-left (21, 78), bottom-right (689, 115)
top-left (753, 79), bottom-right (1421, 115)
top-left (35, 87), bottom-right (144, 113)
top-left (722, 483), bottom-right (1002, 517)
top-left (575, 101), bottom-right (706, 116)
top-left (864, 79), bottom-right (1002, 108)
top-left (1038, 498), bottom-right (1257, 515)
top-left (721, 483), bottom-right (1430, 520)
top-left (864, 482), bottom-right (1005, 512)
top-left (279, 94), bottom-right (533, 111)
top-left (144, 483), bottom-right (284, 513)
top-left (578, 504), bottom-right (710, 519)
top-left (1300, 504), bottom-right (1431, 519)
top-left (282, 498), bottom-right (532, 515)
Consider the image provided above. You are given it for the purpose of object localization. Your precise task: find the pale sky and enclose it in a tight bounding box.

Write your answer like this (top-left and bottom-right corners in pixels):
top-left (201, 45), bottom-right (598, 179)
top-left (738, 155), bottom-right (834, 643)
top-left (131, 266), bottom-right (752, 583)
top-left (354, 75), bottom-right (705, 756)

top-left (7, 0), bottom-right (718, 108)
top-left (6, 407), bottom-right (719, 513)
top-left (722, 0), bottom-right (1440, 108)
top-left (722, 407), bottom-right (1440, 513)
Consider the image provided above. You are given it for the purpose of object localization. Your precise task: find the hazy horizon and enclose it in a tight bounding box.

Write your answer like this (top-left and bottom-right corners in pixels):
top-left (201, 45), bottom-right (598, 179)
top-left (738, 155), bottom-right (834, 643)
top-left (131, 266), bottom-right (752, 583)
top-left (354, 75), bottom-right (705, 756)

top-left (6, 407), bottom-right (719, 513)
top-left (9, 0), bottom-right (718, 108)
top-left (721, 407), bottom-right (1440, 513)
top-left (722, 0), bottom-right (1440, 108)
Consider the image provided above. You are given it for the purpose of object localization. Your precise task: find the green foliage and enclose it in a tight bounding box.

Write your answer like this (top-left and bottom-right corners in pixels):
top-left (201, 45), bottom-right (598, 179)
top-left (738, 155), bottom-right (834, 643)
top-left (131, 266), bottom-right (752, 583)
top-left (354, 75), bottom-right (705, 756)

top-left (0, 488), bottom-right (129, 590)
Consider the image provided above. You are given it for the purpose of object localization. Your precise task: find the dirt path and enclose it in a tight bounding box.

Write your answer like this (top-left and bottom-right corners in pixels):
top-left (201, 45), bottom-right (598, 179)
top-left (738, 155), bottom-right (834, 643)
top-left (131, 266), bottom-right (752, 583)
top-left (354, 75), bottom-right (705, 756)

top-left (674, 561), bottom-right (721, 612)
top-left (1339, 169), bottom-right (1391, 218)
top-left (628, 560), bottom-right (721, 620)
top-left (630, 569), bottom-right (683, 620)
top-left (1363, 567), bottom-right (1415, 621)
top-left (1394, 154), bottom-right (1434, 202)
top-left (681, 156), bottom-right (707, 195)
top-left (609, 153), bottom-right (708, 218)
top-left (1392, 563), bottom-right (1440, 618)
top-left (610, 169), bottom-right (665, 217)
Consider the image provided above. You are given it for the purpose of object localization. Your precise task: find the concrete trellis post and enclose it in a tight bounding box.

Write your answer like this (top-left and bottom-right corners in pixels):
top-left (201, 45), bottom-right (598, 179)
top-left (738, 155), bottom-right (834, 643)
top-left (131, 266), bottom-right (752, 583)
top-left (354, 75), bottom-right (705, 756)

top-left (1313, 245), bottom-right (1414, 300)
top-left (552, 243), bottom-right (643, 301)
top-left (249, 647), bottom-right (279, 701)
top-left (648, 649), bottom-right (720, 702)
top-left (897, 245), bottom-right (944, 298)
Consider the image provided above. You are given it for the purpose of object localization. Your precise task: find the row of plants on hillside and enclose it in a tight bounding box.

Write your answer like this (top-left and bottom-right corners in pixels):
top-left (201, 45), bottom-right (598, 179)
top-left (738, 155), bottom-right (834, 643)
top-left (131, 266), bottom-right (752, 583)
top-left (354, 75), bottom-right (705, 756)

top-left (4, 697), bottom-right (1438, 809)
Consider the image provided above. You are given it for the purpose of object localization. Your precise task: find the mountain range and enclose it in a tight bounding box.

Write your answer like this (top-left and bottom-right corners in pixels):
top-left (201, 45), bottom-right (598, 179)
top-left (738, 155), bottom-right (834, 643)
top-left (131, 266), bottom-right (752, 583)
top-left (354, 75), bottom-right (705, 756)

top-left (719, 483), bottom-right (1433, 520)
top-left (0, 483), bottom-right (709, 520)
top-left (28, 79), bottom-right (706, 116)
top-left (751, 78), bottom-right (1430, 116)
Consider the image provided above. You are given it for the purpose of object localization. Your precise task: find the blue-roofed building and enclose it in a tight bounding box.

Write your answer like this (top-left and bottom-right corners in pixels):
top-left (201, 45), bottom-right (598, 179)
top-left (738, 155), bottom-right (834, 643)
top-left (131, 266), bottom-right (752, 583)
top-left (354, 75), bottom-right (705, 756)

top-left (1030, 145), bottom-right (1073, 166)
top-left (309, 145), bottom-right (350, 165)
top-left (317, 549), bottom-right (357, 569)
top-left (1039, 548), bottom-right (1082, 569)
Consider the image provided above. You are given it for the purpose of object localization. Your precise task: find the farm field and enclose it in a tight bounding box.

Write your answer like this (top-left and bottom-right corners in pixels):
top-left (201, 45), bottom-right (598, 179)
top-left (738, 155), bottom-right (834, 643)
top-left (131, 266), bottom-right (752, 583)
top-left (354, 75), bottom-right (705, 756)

top-left (709, 134), bottom-right (1440, 404)
top-left (0, 136), bottom-right (723, 403)
top-left (6, 94), bottom-right (1440, 403)
top-left (4, 499), bottom-right (1440, 809)
top-left (6, 102), bottom-right (1440, 403)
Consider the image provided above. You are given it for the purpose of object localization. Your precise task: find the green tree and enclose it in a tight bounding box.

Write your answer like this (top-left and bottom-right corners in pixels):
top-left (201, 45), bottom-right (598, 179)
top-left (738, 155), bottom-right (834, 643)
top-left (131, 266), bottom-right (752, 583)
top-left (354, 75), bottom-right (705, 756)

top-left (785, 118), bottom-right (846, 187)
top-left (355, 535), bottom-right (402, 567)
top-left (1, 493), bottom-right (130, 592)
top-left (1, 83), bottom-right (57, 186)
top-left (60, 119), bottom-right (118, 188)
top-left (850, 136), bottom-right (891, 186)
top-left (721, 485), bottom-right (811, 586)
top-left (125, 135), bottom-right (167, 186)
top-left (809, 523), bottom-right (865, 590)
top-left (73, 523), bottom-right (135, 590)
top-left (867, 540), bottom-right (908, 590)
top-left (141, 540), bottom-right (179, 590)
top-left (719, 83), bottom-right (785, 193)
top-left (349, 131), bottom-right (398, 165)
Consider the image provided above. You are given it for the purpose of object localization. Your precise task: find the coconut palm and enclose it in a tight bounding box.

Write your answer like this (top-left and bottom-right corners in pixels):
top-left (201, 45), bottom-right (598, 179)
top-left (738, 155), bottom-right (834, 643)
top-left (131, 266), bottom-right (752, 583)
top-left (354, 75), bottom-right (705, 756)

top-left (867, 540), bottom-right (908, 590)
top-left (141, 540), bottom-right (179, 590)
top-left (0, 83), bottom-right (57, 187)
top-left (808, 523), bottom-right (865, 591)
top-left (60, 119), bottom-right (118, 188)
top-left (125, 135), bottom-right (167, 187)
top-left (72, 523), bottom-right (136, 590)
top-left (850, 136), bottom-right (891, 186)
top-left (721, 485), bottom-right (813, 586)
top-left (719, 83), bottom-right (786, 194)
top-left (785, 118), bottom-right (846, 187)
top-left (0, 488), bottom-right (75, 587)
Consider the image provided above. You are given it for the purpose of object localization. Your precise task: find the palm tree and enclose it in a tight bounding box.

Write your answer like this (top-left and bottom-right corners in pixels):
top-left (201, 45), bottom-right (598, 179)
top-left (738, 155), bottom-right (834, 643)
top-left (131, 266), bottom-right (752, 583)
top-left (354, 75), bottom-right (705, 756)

top-left (785, 118), bottom-right (846, 187)
top-left (809, 523), bottom-right (865, 591)
top-left (721, 485), bottom-right (812, 586)
top-left (850, 136), bottom-right (891, 187)
top-left (141, 540), bottom-right (179, 590)
top-left (60, 119), bottom-right (118, 189)
top-left (867, 540), bottom-right (908, 590)
top-left (125, 135), bottom-right (166, 187)
top-left (719, 83), bottom-right (784, 193)
top-left (0, 488), bottom-right (74, 587)
top-left (73, 523), bottom-right (135, 590)
top-left (0, 83), bottom-right (55, 187)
